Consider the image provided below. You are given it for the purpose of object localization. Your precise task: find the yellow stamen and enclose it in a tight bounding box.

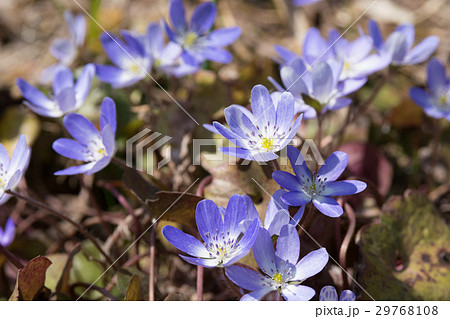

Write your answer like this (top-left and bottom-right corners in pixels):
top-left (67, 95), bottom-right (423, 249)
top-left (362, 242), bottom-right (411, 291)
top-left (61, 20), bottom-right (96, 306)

top-left (261, 137), bottom-right (274, 151)
top-left (97, 149), bottom-right (106, 155)
top-left (185, 32), bottom-right (198, 47)
top-left (273, 273), bottom-right (283, 284)
top-left (440, 95), bottom-right (447, 105)
top-left (129, 64), bottom-right (140, 74)
top-left (343, 61), bottom-right (350, 71)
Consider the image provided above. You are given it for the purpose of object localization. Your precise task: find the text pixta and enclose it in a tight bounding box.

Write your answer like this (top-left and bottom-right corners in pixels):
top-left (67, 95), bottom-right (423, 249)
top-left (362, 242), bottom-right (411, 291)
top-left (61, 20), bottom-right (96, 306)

top-left (316, 306), bottom-right (360, 318)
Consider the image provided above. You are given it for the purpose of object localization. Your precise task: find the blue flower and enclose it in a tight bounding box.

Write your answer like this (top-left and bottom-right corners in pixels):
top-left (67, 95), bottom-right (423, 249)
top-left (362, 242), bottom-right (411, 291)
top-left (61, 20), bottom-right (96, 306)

top-left (333, 33), bottom-right (390, 82)
top-left (40, 11), bottom-right (87, 84)
top-left (162, 195), bottom-right (259, 268)
top-left (320, 286), bottom-right (356, 301)
top-left (17, 64), bottom-right (95, 118)
top-left (52, 97), bottom-right (116, 176)
top-left (164, 0), bottom-right (241, 67)
top-left (0, 218), bottom-right (16, 247)
top-left (293, 0), bottom-right (322, 6)
top-left (213, 84), bottom-right (302, 161)
top-left (226, 224), bottom-right (329, 301)
top-left (272, 146), bottom-right (366, 217)
top-left (143, 22), bottom-right (198, 77)
top-left (0, 135), bottom-right (31, 206)
top-left (241, 190), bottom-right (305, 236)
top-left (96, 31), bottom-right (151, 88)
top-left (270, 58), bottom-right (359, 118)
top-left (368, 20), bottom-right (439, 66)
top-left (410, 58), bottom-right (450, 121)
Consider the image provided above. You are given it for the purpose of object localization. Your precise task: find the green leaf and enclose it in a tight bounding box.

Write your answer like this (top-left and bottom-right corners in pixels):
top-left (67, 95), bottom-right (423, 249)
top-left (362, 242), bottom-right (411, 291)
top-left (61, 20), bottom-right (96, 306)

top-left (125, 275), bottom-right (141, 301)
top-left (301, 93), bottom-right (323, 112)
top-left (358, 192), bottom-right (450, 300)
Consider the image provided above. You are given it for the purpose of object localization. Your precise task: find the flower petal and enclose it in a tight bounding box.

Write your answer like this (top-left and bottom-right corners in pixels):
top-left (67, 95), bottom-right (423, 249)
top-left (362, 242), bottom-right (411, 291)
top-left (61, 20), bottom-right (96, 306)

top-left (275, 92), bottom-right (295, 133)
top-left (195, 199), bottom-right (223, 242)
top-left (317, 151), bottom-right (348, 182)
top-left (224, 194), bottom-right (248, 238)
top-left (63, 113), bottom-right (100, 145)
top-left (282, 284), bottom-right (316, 301)
top-left (201, 47), bottom-right (232, 64)
top-left (54, 162), bottom-right (96, 176)
top-left (427, 58), bottom-right (446, 92)
top-left (282, 191), bottom-right (312, 207)
top-left (287, 145), bottom-right (311, 181)
top-left (313, 195), bottom-right (343, 217)
top-left (250, 85), bottom-right (276, 131)
top-left (74, 63), bottom-right (95, 106)
top-left (321, 180), bottom-right (367, 196)
top-left (340, 290), bottom-right (356, 301)
top-left (223, 219), bottom-right (259, 266)
top-left (276, 224), bottom-right (300, 264)
top-left (16, 78), bottom-right (54, 111)
top-left (169, 0), bottom-right (187, 31)
top-left (319, 286), bottom-right (338, 301)
top-left (368, 20), bottom-right (384, 51)
top-left (272, 171), bottom-right (302, 192)
top-left (0, 218), bottom-right (15, 247)
top-left (251, 227), bottom-right (277, 277)
top-left (404, 36), bottom-right (439, 66)
top-left (240, 288), bottom-right (274, 301)
top-left (53, 138), bottom-right (90, 161)
top-left (162, 225), bottom-right (210, 258)
top-left (179, 255), bottom-right (220, 268)
top-left (100, 97), bottom-right (117, 133)
top-left (208, 27), bottom-right (241, 47)
top-left (225, 265), bottom-right (267, 291)
top-left (190, 2), bottom-right (216, 35)
top-left (292, 247), bottom-right (329, 281)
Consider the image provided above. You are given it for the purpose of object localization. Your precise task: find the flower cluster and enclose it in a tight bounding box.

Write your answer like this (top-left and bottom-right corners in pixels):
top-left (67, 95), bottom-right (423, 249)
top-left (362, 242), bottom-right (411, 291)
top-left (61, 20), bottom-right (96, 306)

top-left (410, 58), bottom-right (450, 121)
top-left (271, 21), bottom-right (438, 118)
top-left (319, 285), bottom-right (356, 301)
top-left (95, 0), bottom-right (241, 88)
top-left (40, 11), bottom-right (86, 84)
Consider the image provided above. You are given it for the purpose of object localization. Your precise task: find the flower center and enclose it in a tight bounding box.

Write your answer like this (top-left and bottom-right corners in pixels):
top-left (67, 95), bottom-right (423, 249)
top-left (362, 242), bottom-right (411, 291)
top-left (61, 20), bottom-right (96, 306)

top-left (299, 173), bottom-right (327, 197)
top-left (153, 59), bottom-right (161, 68)
top-left (261, 137), bottom-right (274, 151)
top-left (439, 95), bottom-right (448, 106)
top-left (203, 230), bottom-right (239, 264)
top-left (129, 63), bottom-right (141, 75)
top-left (273, 273), bottom-right (283, 284)
top-left (184, 32), bottom-right (198, 47)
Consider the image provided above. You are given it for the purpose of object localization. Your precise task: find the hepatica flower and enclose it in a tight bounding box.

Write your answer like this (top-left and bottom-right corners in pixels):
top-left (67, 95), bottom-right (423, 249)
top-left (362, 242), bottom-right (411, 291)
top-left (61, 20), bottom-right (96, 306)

top-left (17, 64), bottom-right (95, 118)
top-left (410, 58), bottom-right (450, 121)
top-left (52, 97), bottom-right (116, 176)
top-left (143, 22), bottom-right (197, 77)
top-left (96, 31), bottom-right (151, 88)
top-left (165, 0), bottom-right (241, 67)
top-left (368, 20), bottom-right (439, 66)
top-left (162, 195), bottom-right (259, 268)
top-left (0, 218), bottom-right (16, 247)
top-left (40, 11), bottom-right (86, 84)
top-left (270, 58), bottom-right (357, 118)
top-left (0, 135), bottom-right (31, 206)
top-left (241, 190), bottom-right (305, 236)
top-left (319, 286), bottom-right (356, 301)
top-left (273, 146), bottom-right (366, 217)
top-left (213, 85), bottom-right (302, 162)
top-left (226, 224), bottom-right (329, 301)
